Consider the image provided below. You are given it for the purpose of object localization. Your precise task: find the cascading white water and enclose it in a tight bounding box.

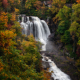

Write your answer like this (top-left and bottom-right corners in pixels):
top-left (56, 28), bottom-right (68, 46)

top-left (42, 54), bottom-right (71, 80)
top-left (20, 16), bottom-right (50, 51)
top-left (19, 15), bottom-right (71, 80)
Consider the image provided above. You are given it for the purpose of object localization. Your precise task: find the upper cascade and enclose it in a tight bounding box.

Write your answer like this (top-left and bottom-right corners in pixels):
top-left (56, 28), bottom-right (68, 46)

top-left (19, 15), bottom-right (51, 51)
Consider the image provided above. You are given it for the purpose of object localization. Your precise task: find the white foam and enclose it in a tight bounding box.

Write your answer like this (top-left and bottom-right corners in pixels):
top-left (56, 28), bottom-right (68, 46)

top-left (42, 55), bottom-right (71, 80)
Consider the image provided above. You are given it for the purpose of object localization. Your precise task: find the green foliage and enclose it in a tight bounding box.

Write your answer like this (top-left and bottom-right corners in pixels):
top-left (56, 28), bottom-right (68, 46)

top-left (56, 6), bottom-right (71, 35)
top-left (61, 30), bottom-right (71, 44)
top-left (50, 0), bottom-right (66, 14)
top-left (69, 4), bottom-right (80, 44)
top-left (56, 5), bottom-right (71, 45)
top-left (7, 13), bottom-right (12, 24)
top-left (25, 0), bottom-right (38, 16)
top-left (72, 3), bottom-right (80, 22)
top-left (56, 5), bottom-right (71, 21)
top-left (65, 44), bottom-right (73, 52)
top-left (0, 36), bottom-right (44, 80)
top-left (11, 21), bottom-right (22, 37)
top-left (66, 0), bottom-right (76, 3)
top-left (0, 1), bottom-right (47, 79)
top-left (68, 4), bottom-right (80, 57)
top-left (69, 21), bottom-right (80, 37)
top-left (57, 20), bottom-right (70, 35)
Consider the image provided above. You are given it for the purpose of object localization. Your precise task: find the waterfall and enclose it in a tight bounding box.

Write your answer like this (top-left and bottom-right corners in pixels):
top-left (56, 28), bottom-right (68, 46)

top-left (19, 16), bottom-right (50, 51)
top-left (19, 15), bottom-right (71, 80)
top-left (42, 54), bottom-right (71, 80)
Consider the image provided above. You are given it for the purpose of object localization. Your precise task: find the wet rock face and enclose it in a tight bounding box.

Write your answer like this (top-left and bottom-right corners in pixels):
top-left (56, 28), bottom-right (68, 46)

top-left (42, 55), bottom-right (50, 69)
top-left (50, 77), bottom-right (54, 80)
top-left (48, 33), bottom-right (55, 41)
top-left (42, 61), bottom-right (50, 70)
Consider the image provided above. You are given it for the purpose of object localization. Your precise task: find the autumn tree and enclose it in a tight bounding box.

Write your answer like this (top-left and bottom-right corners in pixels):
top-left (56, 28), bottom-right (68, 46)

top-left (76, 0), bottom-right (80, 3)
top-left (2, 0), bottom-right (8, 8)
top-left (0, 12), bottom-right (8, 30)
top-left (25, 0), bottom-right (42, 16)
top-left (50, 0), bottom-right (66, 23)
top-left (69, 4), bottom-right (80, 53)
top-left (0, 1), bottom-right (50, 80)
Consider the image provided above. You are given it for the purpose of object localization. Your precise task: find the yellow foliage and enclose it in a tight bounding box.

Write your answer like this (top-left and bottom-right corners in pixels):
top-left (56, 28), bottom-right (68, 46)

top-left (15, 8), bottom-right (19, 14)
top-left (32, 54), bottom-right (37, 62)
top-left (11, 13), bottom-right (16, 22)
top-left (78, 40), bottom-right (80, 45)
top-left (21, 40), bottom-right (35, 48)
top-left (52, 16), bottom-right (58, 24)
top-left (27, 34), bottom-right (35, 42)
top-left (50, 0), bottom-right (66, 23)
top-left (50, 0), bottom-right (66, 14)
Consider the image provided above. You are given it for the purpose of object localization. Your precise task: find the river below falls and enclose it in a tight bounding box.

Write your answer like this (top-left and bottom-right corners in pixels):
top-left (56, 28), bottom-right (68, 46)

top-left (40, 40), bottom-right (78, 80)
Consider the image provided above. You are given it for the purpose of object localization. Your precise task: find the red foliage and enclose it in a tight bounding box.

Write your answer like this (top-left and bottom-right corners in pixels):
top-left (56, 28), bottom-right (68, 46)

top-left (8, 24), bottom-right (12, 30)
top-left (76, 45), bottom-right (80, 57)
top-left (2, 0), bottom-right (8, 8)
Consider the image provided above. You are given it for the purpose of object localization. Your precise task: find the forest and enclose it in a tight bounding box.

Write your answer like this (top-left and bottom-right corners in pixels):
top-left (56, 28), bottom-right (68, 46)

top-left (0, 0), bottom-right (80, 80)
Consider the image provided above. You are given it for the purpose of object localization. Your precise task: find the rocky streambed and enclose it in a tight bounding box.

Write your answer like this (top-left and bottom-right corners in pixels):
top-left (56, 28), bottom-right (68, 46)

top-left (40, 40), bottom-right (79, 80)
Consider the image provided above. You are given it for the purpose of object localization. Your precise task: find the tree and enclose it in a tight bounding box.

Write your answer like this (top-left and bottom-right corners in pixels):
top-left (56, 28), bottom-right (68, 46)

top-left (69, 4), bottom-right (80, 53)
top-left (0, 11), bottom-right (8, 29)
top-left (2, 0), bottom-right (8, 8)
top-left (49, 0), bottom-right (66, 23)
top-left (76, 0), bottom-right (80, 3)
top-left (50, 0), bottom-right (66, 14)
top-left (61, 30), bottom-right (71, 44)
top-left (56, 5), bottom-right (71, 35)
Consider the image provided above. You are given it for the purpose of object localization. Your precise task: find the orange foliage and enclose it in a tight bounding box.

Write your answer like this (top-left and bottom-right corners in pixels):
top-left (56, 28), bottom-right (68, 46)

top-left (76, 0), bottom-right (80, 3)
top-left (0, 60), bottom-right (4, 72)
top-left (9, 0), bottom-right (14, 4)
top-left (0, 12), bottom-right (8, 27)
top-left (0, 30), bottom-right (16, 55)
top-left (0, 30), bottom-right (16, 48)
top-left (43, 69), bottom-right (51, 80)
top-left (34, 1), bottom-right (42, 10)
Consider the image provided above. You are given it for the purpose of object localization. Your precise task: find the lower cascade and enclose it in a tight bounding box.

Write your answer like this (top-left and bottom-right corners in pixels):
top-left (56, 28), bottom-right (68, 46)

top-left (42, 54), bottom-right (71, 80)
top-left (19, 15), bottom-right (50, 51)
top-left (19, 15), bottom-right (71, 80)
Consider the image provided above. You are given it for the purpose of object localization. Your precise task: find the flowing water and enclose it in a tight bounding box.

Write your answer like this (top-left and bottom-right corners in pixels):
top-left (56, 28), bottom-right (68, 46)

top-left (42, 54), bottom-right (71, 80)
top-left (19, 15), bottom-right (50, 51)
top-left (19, 15), bottom-right (71, 80)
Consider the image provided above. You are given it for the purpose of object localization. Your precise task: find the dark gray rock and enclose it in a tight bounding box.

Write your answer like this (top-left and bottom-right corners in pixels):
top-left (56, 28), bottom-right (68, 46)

top-left (42, 61), bottom-right (50, 69)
